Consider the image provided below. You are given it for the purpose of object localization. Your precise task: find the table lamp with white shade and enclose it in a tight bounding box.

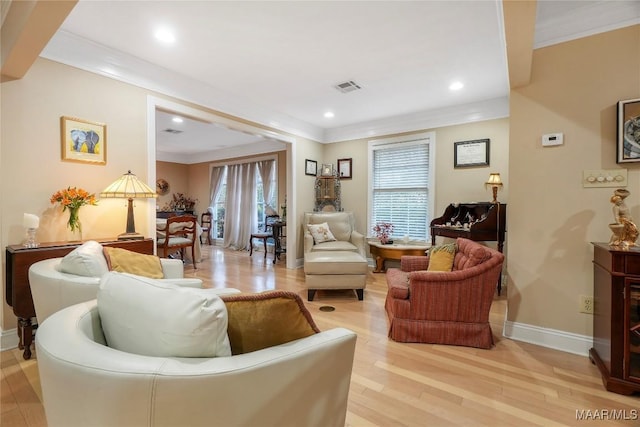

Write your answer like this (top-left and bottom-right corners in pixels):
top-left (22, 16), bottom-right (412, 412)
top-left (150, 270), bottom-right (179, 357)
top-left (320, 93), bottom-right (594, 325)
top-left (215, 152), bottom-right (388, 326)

top-left (485, 172), bottom-right (503, 204)
top-left (100, 170), bottom-right (157, 240)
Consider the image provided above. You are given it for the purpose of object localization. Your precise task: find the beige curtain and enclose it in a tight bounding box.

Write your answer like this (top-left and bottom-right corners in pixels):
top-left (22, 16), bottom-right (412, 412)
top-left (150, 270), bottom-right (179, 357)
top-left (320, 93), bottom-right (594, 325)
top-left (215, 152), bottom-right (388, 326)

top-left (257, 159), bottom-right (276, 213)
top-left (223, 163), bottom-right (257, 250)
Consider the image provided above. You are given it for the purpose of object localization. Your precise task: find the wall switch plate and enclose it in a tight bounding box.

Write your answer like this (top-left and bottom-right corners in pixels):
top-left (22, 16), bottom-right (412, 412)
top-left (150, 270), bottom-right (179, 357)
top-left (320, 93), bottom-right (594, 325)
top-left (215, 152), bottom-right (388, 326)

top-left (542, 133), bottom-right (563, 146)
top-left (583, 169), bottom-right (627, 188)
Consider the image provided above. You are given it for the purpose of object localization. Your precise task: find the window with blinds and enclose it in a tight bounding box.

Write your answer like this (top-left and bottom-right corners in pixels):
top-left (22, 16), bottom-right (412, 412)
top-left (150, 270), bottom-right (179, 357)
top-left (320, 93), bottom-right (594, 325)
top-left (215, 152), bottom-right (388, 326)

top-left (370, 137), bottom-right (432, 240)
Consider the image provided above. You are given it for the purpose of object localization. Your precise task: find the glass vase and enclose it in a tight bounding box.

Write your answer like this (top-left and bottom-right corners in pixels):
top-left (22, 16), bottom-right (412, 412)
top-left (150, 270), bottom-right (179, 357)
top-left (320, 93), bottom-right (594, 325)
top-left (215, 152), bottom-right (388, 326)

top-left (67, 207), bottom-right (83, 242)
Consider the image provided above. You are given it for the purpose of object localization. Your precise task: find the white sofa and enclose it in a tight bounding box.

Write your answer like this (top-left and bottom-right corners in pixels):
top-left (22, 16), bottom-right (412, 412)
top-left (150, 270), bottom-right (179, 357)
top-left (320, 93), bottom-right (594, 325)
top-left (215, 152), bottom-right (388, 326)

top-left (302, 212), bottom-right (368, 301)
top-left (36, 299), bottom-right (357, 427)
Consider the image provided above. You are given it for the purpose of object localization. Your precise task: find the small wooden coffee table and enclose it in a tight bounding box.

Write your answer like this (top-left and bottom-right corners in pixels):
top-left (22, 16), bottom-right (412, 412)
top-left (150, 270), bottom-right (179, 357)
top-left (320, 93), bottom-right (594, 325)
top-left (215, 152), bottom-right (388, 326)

top-left (368, 241), bottom-right (430, 273)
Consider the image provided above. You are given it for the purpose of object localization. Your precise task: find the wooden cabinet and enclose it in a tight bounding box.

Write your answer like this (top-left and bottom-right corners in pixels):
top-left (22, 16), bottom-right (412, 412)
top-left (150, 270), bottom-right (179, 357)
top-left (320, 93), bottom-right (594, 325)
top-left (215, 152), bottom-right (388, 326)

top-left (590, 242), bottom-right (640, 395)
top-left (5, 238), bottom-right (154, 359)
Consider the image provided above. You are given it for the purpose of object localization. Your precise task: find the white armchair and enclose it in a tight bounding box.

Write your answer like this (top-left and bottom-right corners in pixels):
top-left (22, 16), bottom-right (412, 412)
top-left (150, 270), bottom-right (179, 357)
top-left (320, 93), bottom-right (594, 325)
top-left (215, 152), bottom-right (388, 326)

top-left (36, 298), bottom-right (357, 427)
top-left (303, 211), bottom-right (366, 256)
top-left (29, 257), bottom-right (211, 324)
top-left (302, 212), bottom-right (368, 301)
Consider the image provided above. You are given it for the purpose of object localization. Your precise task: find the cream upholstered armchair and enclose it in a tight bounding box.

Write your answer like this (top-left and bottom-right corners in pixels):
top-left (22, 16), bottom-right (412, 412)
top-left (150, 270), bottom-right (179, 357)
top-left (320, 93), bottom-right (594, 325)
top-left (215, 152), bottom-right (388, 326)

top-left (303, 211), bottom-right (366, 256)
top-left (35, 283), bottom-right (357, 427)
top-left (302, 212), bottom-right (368, 301)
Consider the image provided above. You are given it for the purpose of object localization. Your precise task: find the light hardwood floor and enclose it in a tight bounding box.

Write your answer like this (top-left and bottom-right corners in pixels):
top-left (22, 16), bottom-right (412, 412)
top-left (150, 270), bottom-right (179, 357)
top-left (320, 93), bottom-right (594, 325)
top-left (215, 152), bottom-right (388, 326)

top-left (2, 245), bottom-right (639, 426)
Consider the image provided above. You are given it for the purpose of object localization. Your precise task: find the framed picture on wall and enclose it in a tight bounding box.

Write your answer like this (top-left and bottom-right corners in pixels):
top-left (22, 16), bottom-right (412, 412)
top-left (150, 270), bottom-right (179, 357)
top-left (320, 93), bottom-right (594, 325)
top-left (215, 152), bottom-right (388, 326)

top-left (305, 159), bottom-right (317, 176)
top-left (617, 98), bottom-right (640, 163)
top-left (454, 138), bottom-right (489, 168)
top-left (320, 164), bottom-right (333, 176)
top-left (338, 158), bottom-right (352, 179)
top-left (60, 116), bottom-right (107, 165)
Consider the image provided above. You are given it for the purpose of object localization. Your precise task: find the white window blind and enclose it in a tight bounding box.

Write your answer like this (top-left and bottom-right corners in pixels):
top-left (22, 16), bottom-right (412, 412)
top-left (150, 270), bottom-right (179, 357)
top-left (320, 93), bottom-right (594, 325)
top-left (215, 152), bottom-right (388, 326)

top-left (371, 140), bottom-right (430, 240)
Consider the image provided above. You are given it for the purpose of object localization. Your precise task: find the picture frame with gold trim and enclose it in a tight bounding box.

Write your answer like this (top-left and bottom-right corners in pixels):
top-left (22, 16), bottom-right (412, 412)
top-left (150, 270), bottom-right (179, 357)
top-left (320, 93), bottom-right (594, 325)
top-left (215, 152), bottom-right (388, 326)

top-left (61, 116), bottom-right (106, 165)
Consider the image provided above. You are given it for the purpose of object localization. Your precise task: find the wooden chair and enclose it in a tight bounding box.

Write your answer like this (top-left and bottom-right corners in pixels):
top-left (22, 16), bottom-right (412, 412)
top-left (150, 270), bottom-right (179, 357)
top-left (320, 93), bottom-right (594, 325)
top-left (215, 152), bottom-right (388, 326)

top-left (157, 215), bottom-right (198, 269)
top-left (249, 214), bottom-right (280, 259)
top-left (200, 211), bottom-right (212, 245)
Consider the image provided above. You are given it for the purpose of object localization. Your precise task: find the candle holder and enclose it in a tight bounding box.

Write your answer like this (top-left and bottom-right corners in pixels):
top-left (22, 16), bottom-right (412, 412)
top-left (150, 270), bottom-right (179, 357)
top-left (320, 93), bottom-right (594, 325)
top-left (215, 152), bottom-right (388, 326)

top-left (24, 227), bottom-right (39, 248)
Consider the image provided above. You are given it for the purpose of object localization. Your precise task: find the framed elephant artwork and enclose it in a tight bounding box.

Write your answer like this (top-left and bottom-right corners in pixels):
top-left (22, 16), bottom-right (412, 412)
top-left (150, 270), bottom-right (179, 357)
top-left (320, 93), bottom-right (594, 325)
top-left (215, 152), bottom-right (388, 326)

top-left (60, 116), bottom-right (107, 165)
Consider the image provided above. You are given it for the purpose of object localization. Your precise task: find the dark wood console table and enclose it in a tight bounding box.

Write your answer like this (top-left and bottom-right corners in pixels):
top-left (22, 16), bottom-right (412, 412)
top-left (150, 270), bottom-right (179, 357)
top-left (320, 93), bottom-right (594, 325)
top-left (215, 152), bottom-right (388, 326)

top-left (272, 221), bottom-right (286, 264)
top-left (590, 242), bottom-right (640, 395)
top-left (430, 202), bottom-right (506, 293)
top-left (156, 210), bottom-right (194, 219)
top-left (5, 238), bottom-right (153, 359)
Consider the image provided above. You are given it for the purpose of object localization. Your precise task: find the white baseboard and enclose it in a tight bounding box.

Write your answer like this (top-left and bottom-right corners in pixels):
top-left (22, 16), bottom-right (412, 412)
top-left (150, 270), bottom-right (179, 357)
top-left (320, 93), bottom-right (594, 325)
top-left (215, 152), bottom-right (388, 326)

top-left (503, 320), bottom-right (592, 356)
top-left (0, 328), bottom-right (20, 352)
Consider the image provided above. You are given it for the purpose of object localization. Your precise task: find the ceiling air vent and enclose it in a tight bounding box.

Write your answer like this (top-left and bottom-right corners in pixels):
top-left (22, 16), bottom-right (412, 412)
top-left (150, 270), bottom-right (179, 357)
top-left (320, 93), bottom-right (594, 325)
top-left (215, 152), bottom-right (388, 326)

top-left (334, 80), bottom-right (362, 93)
top-left (163, 128), bottom-right (183, 134)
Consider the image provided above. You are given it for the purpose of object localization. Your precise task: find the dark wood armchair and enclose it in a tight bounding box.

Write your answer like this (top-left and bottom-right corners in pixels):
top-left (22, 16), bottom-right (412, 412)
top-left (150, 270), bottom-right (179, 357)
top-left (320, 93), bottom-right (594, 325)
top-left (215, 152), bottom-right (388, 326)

top-left (157, 215), bottom-right (198, 269)
top-left (249, 214), bottom-right (280, 259)
top-left (200, 211), bottom-right (212, 245)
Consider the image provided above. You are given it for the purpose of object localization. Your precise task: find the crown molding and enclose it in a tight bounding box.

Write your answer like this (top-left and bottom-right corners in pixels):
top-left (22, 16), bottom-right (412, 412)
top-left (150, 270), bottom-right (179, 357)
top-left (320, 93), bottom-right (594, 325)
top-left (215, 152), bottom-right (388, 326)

top-left (41, 30), bottom-right (323, 141)
top-left (157, 139), bottom-right (286, 165)
top-left (42, 30), bottom-right (509, 144)
top-left (535, 2), bottom-right (640, 49)
top-left (323, 97), bottom-right (509, 143)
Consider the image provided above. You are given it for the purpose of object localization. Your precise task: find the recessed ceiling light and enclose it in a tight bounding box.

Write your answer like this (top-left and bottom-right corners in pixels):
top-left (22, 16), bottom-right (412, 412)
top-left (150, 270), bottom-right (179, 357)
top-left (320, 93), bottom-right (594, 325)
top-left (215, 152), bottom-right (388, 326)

top-left (449, 81), bottom-right (464, 91)
top-left (154, 28), bottom-right (176, 44)
top-left (172, 117), bottom-right (184, 123)
top-left (324, 111), bottom-right (335, 119)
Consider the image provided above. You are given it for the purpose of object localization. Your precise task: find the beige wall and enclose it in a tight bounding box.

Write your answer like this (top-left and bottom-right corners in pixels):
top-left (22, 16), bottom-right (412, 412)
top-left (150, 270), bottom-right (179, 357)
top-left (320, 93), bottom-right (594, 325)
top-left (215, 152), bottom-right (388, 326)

top-left (156, 161), bottom-right (190, 211)
top-left (322, 118), bottom-right (510, 247)
top-left (508, 25), bottom-right (640, 336)
top-left (1, 58), bottom-right (153, 328)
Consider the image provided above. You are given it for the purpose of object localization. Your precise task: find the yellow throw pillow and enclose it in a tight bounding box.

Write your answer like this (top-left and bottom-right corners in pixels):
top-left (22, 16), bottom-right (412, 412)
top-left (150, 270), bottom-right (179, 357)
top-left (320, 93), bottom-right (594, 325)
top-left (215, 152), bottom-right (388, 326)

top-left (103, 247), bottom-right (164, 279)
top-left (221, 290), bottom-right (320, 355)
top-left (427, 242), bottom-right (457, 272)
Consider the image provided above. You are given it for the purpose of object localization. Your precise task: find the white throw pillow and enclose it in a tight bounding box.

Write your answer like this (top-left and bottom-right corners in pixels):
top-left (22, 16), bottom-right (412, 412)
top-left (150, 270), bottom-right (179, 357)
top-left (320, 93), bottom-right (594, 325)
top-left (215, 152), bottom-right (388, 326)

top-left (59, 240), bottom-right (109, 277)
top-left (307, 222), bottom-right (337, 244)
top-left (97, 272), bottom-right (231, 358)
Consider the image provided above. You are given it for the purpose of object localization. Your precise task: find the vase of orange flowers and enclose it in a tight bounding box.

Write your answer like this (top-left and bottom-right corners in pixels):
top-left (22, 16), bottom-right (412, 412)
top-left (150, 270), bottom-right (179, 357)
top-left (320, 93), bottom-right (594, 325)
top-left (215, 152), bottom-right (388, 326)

top-left (50, 187), bottom-right (98, 241)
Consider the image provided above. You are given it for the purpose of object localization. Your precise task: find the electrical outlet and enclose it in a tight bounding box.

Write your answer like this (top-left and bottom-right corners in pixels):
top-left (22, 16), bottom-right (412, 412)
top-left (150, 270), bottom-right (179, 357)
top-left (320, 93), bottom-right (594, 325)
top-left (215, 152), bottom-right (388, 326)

top-left (580, 295), bottom-right (594, 314)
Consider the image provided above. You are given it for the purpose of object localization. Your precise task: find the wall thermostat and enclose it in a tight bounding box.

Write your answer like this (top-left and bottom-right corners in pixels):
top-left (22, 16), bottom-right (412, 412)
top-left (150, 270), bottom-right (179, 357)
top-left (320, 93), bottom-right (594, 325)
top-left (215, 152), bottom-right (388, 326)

top-left (542, 133), bottom-right (563, 147)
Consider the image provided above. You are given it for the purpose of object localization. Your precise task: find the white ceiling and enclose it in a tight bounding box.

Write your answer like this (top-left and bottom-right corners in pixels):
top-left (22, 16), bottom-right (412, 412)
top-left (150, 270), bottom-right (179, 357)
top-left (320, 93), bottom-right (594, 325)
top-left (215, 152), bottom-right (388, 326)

top-left (40, 0), bottom-right (640, 161)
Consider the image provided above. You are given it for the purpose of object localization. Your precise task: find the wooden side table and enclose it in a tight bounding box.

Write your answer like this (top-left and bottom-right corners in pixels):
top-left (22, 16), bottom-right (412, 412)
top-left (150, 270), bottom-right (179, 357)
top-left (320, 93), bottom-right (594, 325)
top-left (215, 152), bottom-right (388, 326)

top-left (5, 238), bottom-right (153, 359)
top-left (272, 221), bottom-right (286, 264)
top-left (368, 241), bottom-right (429, 273)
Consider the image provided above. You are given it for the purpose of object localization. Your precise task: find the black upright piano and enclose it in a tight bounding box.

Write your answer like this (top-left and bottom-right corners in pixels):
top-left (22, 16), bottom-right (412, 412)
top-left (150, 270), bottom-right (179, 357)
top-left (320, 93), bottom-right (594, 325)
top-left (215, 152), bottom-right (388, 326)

top-left (430, 202), bottom-right (506, 293)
